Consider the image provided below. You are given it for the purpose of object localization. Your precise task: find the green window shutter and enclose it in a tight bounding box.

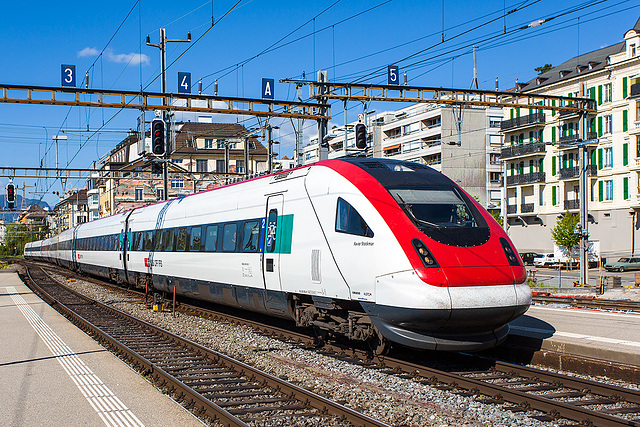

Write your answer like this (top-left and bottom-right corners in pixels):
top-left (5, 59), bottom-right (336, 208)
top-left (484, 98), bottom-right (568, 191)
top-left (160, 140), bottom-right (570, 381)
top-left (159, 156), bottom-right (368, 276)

top-left (599, 181), bottom-right (603, 202)
top-left (529, 131), bottom-right (533, 142)
top-left (529, 107), bottom-right (533, 115)
top-left (552, 186), bottom-right (557, 205)
top-left (538, 129), bottom-right (543, 143)
top-left (624, 177), bottom-right (629, 200)
top-left (552, 157), bottom-right (556, 175)
top-left (590, 118), bottom-right (596, 133)
top-left (529, 159), bottom-right (534, 174)
top-left (624, 110), bottom-right (630, 132)
top-left (517, 108), bottom-right (521, 118)
top-left (598, 116), bottom-right (603, 137)
top-left (623, 77), bottom-right (628, 99)
top-left (589, 87), bottom-right (595, 100)
top-left (510, 163), bottom-right (514, 176)
top-left (552, 99), bottom-right (556, 116)
top-left (510, 109), bottom-right (514, 119)
top-left (598, 85), bottom-right (603, 105)
top-left (519, 161), bottom-right (524, 175)
top-left (539, 158), bottom-right (544, 173)
top-left (552, 126), bottom-right (556, 142)
top-left (562, 154), bottom-right (567, 169)
top-left (519, 133), bottom-right (524, 143)
top-left (568, 155), bottom-right (573, 168)
top-left (591, 149), bottom-right (596, 165)
top-left (568, 122), bottom-right (573, 136)
top-left (598, 148), bottom-right (603, 169)
top-left (624, 143), bottom-right (629, 166)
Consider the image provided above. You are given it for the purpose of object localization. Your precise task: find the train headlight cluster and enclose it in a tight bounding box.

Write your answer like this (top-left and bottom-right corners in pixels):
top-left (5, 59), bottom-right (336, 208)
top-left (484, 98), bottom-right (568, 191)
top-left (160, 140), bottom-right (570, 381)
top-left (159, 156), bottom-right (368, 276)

top-left (412, 239), bottom-right (439, 268)
top-left (499, 237), bottom-right (521, 266)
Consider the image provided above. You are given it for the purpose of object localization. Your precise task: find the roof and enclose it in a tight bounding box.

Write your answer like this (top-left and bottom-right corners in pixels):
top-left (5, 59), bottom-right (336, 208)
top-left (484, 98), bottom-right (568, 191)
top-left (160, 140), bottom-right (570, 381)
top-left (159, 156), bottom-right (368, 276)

top-left (517, 42), bottom-right (624, 91)
top-left (173, 122), bottom-right (267, 155)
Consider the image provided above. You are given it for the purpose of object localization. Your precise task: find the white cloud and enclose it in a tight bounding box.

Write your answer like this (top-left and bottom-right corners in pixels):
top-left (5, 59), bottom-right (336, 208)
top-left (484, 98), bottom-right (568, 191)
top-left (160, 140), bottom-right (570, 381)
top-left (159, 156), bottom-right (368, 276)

top-left (78, 47), bottom-right (100, 57)
top-left (106, 50), bottom-right (150, 66)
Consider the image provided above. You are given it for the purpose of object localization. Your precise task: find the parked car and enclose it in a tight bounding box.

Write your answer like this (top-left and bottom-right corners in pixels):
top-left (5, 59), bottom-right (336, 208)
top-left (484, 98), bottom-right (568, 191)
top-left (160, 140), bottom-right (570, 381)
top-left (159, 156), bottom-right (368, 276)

top-left (520, 252), bottom-right (543, 266)
top-left (533, 253), bottom-right (559, 267)
top-left (604, 257), bottom-right (640, 272)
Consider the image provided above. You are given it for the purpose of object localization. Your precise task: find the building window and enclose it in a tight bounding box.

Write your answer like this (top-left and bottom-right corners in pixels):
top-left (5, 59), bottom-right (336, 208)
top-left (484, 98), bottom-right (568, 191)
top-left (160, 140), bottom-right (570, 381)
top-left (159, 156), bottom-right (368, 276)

top-left (133, 167), bottom-right (142, 178)
top-left (204, 139), bottom-right (214, 149)
top-left (216, 159), bottom-right (226, 173)
top-left (631, 43), bottom-right (637, 57)
top-left (604, 115), bottom-right (612, 134)
top-left (604, 83), bottom-right (612, 103)
top-left (604, 147), bottom-right (612, 168)
top-left (171, 158), bottom-right (182, 163)
top-left (489, 118), bottom-right (501, 128)
top-left (236, 160), bottom-right (245, 174)
top-left (489, 153), bottom-right (501, 165)
top-left (196, 159), bottom-right (208, 172)
top-left (604, 180), bottom-right (613, 201)
top-left (170, 178), bottom-right (184, 189)
top-left (135, 188), bottom-right (143, 201)
top-left (156, 188), bottom-right (164, 200)
top-left (217, 140), bottom-right (225, 149)
top-left (489, 172), bottom-right (502, 182)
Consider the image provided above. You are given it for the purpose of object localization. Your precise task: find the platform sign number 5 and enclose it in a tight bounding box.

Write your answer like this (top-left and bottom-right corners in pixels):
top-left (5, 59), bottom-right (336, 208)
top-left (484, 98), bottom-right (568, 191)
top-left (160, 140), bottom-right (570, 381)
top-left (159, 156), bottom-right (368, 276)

top-left (387, 65), bottom-right (399, 86)
top-left (178, 72), bottom-right (191, 94)
top-left (61, 65), bottom-right (76, 87)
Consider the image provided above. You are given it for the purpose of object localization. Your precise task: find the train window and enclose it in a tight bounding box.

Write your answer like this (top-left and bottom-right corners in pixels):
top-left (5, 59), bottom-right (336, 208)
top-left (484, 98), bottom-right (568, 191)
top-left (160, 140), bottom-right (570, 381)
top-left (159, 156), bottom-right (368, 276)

top-left (335, 198), bottom-right (374, 238)
top-left (204, 225), bottom-right (218, 252)
top-left (190, 226), bottom-right (203, 251)
top-left (145, 231), bottom-right (154, 251)
top-left (241, 221), bottom-right (260, 252)
top-left (266, 209), bottom-right (277, 253)
top-left (222, 223), bottom-right (237, 252)
top-left (154, 230), bottom-right (163, 251)
top-left (163, 228), bottom-right (174, 251)
top-left (176, 228), bottom-right (187, 251)
top-left (389, 188), bottom-right (480, 228)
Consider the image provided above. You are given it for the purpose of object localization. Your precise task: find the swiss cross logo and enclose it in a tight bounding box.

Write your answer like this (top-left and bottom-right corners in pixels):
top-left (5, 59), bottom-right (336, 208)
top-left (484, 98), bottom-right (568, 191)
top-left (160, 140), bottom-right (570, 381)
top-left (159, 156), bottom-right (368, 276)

top-left (144, 258), bottom-right (151, 267)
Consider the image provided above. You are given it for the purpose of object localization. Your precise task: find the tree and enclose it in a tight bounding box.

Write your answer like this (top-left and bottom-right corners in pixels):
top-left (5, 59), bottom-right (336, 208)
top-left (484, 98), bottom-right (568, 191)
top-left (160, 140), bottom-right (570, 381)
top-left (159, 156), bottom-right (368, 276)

top-left (550, 211), bottom-right (580, 264)
top-left (490, 210), bottom-right (503, 227)
top-left (534, 63), bottom-right (553, 75)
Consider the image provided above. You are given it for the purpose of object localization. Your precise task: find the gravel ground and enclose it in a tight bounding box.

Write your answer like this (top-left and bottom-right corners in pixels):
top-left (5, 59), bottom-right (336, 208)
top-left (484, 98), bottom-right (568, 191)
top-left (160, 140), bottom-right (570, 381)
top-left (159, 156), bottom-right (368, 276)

top-left (44, 270), bottom-right (567, 427)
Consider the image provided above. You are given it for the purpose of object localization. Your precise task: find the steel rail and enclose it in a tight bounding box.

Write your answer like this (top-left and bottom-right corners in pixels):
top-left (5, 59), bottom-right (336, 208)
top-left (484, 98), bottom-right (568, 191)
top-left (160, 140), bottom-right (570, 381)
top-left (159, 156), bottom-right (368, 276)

top-left (23, 263), bottom-right (390, 427)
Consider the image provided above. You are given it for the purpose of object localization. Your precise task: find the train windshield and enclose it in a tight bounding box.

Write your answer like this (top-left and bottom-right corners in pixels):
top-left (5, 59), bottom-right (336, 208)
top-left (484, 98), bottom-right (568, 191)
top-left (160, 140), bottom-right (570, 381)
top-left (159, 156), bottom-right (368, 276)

top-left (389, 187), bottom-right (490, 246)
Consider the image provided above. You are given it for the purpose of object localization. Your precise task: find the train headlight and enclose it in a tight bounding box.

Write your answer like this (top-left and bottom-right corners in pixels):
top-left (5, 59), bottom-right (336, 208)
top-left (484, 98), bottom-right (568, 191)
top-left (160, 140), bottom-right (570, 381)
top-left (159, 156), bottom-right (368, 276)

top-left (412, 239), bottom-right (439, 268)
top-left (500, 237), bottom-right (521, 266)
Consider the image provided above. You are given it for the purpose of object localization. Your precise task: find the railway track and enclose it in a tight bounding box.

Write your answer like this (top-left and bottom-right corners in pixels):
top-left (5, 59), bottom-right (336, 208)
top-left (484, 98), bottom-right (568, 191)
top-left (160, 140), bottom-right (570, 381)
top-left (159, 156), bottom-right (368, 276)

top-left (533, 293), bottom-right (640, 312)
top-left (27, 261), bottom-right (640, 426)
top-left (21, 263), bottom-right (389, 427)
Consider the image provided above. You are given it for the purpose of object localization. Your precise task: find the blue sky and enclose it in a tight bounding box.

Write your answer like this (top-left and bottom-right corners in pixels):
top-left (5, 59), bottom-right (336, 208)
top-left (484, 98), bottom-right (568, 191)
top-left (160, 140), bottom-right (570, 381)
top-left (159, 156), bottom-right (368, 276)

top-left (1, 0), bottom-right (639, 206)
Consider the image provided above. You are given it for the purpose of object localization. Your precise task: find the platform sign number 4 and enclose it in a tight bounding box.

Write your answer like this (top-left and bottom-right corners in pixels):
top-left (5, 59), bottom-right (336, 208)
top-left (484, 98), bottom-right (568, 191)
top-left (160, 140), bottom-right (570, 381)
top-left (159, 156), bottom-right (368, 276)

top-left (387, 65), bottom-right (399, 86)
top-left (178, 72), bottom-right (191, 94)
top-left (61, 65), bottom-right (76, 87)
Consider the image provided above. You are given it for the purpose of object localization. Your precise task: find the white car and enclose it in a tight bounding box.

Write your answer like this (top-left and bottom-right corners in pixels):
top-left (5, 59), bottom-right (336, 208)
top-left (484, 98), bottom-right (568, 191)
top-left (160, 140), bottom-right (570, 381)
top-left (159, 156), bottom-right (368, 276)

top-left (533, 253), bottom-right (560, 267)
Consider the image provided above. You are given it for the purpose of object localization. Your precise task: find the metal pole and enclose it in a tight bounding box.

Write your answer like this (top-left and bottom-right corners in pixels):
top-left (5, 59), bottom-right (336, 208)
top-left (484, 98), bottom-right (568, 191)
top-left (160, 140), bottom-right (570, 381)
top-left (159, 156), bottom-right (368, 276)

top-left (160, 29), bottom-right (169, 201)
top-left (579, 109), bottom-right (589, 286)
top-left (317, 71), bottom-right (328, 161)
top-left (502, 159), bottom-right (508, 232)
top-left (267, 125), bottom-right (273, 172)
top-left (244, 137), bottom-right (249, 178)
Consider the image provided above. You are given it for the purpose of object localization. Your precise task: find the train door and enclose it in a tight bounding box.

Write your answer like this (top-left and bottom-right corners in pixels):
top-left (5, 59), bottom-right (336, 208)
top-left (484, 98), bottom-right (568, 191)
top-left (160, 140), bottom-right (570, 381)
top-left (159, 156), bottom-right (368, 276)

top-left (263, 194), bottom-right (284, 291)
top-left (71, 226), bottom-right (78, 271)
top-left (120, 211), bottom-right (135, 284)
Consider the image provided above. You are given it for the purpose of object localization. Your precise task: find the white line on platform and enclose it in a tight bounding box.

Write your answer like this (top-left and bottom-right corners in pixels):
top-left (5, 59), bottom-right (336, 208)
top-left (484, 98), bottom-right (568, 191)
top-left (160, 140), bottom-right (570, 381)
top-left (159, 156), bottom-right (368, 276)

top-left (510, 325), bottom-right (640, 348)
top-left (4, 286), bottom-right (145, 427)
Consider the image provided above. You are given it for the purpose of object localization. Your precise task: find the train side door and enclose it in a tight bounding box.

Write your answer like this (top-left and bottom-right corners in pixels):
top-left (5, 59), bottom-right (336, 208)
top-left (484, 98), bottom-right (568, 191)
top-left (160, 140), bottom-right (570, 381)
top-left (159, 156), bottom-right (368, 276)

top-left (263, 194), bottom-right (284, 291)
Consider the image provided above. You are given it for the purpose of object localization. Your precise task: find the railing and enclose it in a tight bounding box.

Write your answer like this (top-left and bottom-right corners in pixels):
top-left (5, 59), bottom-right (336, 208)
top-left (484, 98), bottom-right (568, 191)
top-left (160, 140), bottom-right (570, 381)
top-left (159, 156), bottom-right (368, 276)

top-left (559, 132), bottom-right (598, 144)
top-left (564, 199), bottom-right (580, 210)
top-left (506, 171), bottom-right (546, 186)
top-left (559, 164), bottom-right (598, 179)
top-left (500, 112), bottom-right (545, 131)
top-left (383, 139), bottom-right (441, 157)
top-left (500, 141), bottom-right (546, 159)
top-left (507, 205), bottom-right (517, 214)
top-left (520, 203), bottom-right (535, 213)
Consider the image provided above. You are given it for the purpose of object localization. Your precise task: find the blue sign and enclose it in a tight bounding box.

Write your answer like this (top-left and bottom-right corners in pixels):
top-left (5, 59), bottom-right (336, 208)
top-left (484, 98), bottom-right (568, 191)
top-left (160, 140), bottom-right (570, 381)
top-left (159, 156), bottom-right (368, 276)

top-left (178, 72), bottom-right (191, 94)
top-left (262, 78), bottom-right (274, 99)
top-left (61, 65), bottom-right (76, 87)
top-left (387, 65), bottom-right (399, 86)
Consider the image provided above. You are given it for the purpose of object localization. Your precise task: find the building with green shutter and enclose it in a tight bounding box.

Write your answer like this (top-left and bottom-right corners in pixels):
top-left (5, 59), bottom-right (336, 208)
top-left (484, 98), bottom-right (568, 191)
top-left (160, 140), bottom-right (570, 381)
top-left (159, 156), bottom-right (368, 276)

top-left (501, 16), bottom-right (640, 259)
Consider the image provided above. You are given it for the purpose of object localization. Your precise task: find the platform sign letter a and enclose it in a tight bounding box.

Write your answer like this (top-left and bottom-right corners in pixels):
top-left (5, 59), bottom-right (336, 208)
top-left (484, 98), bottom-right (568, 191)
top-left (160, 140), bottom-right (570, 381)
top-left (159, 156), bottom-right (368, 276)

top-left (61, 64), bottom-right (76, 87)
top-left (262, 78), bottom-right (274, 100)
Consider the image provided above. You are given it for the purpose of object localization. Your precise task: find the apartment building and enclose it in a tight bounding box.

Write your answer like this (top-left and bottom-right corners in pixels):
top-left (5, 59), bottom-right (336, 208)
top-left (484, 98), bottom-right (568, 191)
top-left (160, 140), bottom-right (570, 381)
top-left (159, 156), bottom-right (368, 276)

top-left (501, 17), bottom-right (640, 258)
top-left (304, 103), bottom-right (504, 210)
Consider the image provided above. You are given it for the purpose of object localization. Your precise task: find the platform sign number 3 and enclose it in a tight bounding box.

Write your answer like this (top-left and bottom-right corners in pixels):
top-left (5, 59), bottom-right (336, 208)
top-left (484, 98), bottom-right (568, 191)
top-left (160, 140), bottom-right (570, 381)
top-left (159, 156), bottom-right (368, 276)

top-left (61, 65), bottom-right (76, 87)
top-left (178, 72), bottom-right (191, 94)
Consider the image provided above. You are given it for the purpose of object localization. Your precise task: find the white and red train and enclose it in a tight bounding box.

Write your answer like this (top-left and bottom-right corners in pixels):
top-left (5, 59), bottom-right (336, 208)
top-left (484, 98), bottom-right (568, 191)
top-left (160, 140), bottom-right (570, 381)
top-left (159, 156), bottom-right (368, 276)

top-left (25, 158), bottom-right (531, 352)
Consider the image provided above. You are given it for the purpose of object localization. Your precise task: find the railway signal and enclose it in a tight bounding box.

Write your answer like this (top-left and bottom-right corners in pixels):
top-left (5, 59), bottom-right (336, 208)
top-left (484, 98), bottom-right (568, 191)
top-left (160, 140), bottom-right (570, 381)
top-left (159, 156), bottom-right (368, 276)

top-left (355, 123), bottom-right (367, 149)
top-left (151, 119), bottom-right (165, 155)
top-left (6, 182), bottom-right (15, 209)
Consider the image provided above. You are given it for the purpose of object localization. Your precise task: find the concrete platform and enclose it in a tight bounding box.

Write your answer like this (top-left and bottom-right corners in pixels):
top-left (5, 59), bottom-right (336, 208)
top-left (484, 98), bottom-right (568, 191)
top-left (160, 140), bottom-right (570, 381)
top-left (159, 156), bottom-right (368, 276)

top-left (508, 302), bottom-right (640, 367)
top-left (0, 268), bottom-right (205, 427)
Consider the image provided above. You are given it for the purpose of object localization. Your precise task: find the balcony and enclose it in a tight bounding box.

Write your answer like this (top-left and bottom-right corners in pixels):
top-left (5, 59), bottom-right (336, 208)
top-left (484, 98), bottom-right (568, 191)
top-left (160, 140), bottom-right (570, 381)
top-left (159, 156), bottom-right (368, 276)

top-left (500, 141), bottom-right (546, 159)
top-left (506, 172), bottom-right (546, 186)
top-left (500, 112), bottom-right (545, 131)
top-left (564, 199), bottom-right (579, 210)
top-left (520, 203), bottom-right (535, 213)
top-left (507, 205), bottom-right (517, 214)
top-left (558, 132), bottom-right (598, 144)
top-left (559, 164), bottom-right (597, 179)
